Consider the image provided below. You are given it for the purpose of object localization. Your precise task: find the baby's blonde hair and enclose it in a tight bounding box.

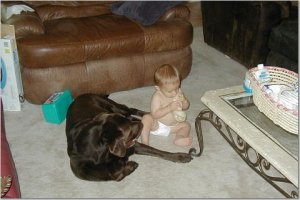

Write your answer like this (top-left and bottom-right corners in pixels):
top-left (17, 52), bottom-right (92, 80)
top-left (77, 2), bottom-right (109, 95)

top-left (154, 64), bottom-right (181, 86)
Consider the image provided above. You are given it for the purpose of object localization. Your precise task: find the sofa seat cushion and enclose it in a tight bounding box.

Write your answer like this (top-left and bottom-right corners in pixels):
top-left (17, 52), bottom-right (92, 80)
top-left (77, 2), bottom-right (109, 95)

top-left (17, 14), bottom-right (192, 69)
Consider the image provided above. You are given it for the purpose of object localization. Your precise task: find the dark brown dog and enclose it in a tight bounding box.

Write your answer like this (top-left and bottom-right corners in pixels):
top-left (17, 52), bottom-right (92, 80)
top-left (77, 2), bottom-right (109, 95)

top-left (66, 94), bottom-right (193, 181)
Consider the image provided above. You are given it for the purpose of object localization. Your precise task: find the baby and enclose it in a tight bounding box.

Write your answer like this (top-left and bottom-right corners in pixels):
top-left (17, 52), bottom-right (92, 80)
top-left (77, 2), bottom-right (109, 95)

top-left (140, 64), bottom-right (192, 147)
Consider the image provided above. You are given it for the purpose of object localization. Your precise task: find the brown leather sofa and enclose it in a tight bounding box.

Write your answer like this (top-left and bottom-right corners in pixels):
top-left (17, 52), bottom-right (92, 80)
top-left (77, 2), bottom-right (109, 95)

top-left (2, 1), bottom-right (193, 104)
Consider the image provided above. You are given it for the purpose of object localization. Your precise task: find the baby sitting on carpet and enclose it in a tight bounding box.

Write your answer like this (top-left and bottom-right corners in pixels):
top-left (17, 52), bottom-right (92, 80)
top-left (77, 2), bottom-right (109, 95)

top-left (140, 64), bottom-right (192, 147)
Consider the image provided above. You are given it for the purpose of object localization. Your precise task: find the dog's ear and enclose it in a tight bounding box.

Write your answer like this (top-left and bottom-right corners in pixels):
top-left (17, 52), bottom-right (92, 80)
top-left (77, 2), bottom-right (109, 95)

top-left (108, 139), bottom-right (126, 157)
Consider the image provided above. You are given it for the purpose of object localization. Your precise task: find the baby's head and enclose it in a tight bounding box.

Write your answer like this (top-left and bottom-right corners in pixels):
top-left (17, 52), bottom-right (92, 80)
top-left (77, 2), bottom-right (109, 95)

top-left (154, 64), bottom-right (181, 98)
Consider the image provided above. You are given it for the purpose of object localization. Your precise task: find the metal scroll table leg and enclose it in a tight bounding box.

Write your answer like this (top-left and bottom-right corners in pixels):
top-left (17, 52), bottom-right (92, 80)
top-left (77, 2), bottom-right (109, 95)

top-left (189, 109), bottom-right (212, 157)
top-left (194, 108), bottom-right (298, 198)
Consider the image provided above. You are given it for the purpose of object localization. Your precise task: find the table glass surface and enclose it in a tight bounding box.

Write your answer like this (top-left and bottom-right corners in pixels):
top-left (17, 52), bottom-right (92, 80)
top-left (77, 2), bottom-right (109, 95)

top-left (221, 92), bottom-right (298, 160)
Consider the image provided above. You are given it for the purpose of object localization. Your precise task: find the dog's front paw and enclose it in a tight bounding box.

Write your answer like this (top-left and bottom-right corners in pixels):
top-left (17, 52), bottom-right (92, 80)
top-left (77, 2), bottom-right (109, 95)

top-left (122, 161), bottom-right (138, 176)
top-left (115, 161), bottom-right (139, 181)
top-left (126, 161), bottom-right (139, 171)
top-left (174, 153), bottom-right (193, 163)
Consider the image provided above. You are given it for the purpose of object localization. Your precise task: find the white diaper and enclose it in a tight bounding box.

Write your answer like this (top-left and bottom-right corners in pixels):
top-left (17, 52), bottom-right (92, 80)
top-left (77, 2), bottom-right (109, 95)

top-left (150, 121), bottom-right (171, 137)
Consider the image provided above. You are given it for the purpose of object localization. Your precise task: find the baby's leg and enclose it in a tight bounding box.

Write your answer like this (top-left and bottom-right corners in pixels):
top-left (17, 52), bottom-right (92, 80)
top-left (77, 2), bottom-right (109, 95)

top-left (171, 122), bottom-right (192, 147)
top-left (140, 114), bottom-right (155, 145)
top-left (174, 137), bottom-right (192, 147)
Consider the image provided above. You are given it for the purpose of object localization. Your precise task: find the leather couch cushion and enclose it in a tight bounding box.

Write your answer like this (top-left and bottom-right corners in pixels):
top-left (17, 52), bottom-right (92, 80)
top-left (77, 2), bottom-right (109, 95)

top-left (18, 15), bottom-right (192, 68)
top-left (35, 3), bottom-right (112, 22)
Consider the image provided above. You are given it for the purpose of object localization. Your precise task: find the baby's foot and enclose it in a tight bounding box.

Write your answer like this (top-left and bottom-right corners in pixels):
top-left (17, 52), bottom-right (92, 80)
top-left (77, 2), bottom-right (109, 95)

top-left (174, 137), bottom-right (192, 147)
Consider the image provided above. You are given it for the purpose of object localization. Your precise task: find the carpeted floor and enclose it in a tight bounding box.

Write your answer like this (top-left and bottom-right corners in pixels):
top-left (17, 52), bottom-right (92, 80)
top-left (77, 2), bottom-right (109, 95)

top-left (4, 27), bottom-right (285, 198)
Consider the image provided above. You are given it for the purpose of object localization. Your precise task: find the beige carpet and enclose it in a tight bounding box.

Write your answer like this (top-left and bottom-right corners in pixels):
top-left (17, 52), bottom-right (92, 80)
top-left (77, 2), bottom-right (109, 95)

top-left (4, 27), bottom-right (285, 198)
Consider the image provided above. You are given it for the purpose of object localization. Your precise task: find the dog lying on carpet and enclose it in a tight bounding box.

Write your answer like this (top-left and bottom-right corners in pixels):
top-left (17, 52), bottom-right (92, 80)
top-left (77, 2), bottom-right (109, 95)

top-left (66, 94), bottom-right (193, 181)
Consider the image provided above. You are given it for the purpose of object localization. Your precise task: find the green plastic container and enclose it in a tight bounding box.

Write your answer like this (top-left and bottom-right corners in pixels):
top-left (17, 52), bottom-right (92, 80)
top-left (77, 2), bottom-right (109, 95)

top-left (42, 90), bottom-right (73, 124)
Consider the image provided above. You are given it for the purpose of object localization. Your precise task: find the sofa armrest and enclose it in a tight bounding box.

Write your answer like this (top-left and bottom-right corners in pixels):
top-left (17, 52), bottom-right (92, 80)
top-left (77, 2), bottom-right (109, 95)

top-left (1, 1), bottom-right (44, 38)
top-left (159, 5), bottom-right (190, 22)
top-left (5, 12), bottom-right (45, 39)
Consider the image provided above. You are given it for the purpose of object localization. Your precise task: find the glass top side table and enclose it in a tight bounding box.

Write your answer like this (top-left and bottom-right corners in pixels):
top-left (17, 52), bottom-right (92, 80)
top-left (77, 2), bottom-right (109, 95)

top-left (194, 85), bottom-right (298, 198)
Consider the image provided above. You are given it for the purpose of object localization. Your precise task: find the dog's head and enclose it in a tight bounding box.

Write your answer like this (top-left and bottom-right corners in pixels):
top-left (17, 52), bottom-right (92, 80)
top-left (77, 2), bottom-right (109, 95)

top-left (95, 113), bottom-right (143, 158)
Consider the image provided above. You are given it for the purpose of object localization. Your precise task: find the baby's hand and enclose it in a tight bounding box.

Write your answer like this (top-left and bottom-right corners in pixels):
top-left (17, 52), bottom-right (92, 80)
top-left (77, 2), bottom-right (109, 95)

top-left (169, 100), bottom-right (182, 111)
top-left (174, 90), bottom-right (189, 110)
top-left (173, 94), bottom-right (184, 102)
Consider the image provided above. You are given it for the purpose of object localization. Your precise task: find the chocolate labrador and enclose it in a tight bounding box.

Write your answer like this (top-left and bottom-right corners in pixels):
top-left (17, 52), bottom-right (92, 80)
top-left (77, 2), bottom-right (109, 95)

top-left (66, 94), bottom-right (193, 181)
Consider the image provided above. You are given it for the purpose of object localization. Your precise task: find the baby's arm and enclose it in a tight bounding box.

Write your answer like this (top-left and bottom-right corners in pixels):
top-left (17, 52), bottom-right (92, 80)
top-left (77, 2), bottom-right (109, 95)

top-left (150, 93), bottom-right (181, 119)
top-left (181, 94), bottom-right (190, 110)
top-left (175, 89), bottom-right (190, 110)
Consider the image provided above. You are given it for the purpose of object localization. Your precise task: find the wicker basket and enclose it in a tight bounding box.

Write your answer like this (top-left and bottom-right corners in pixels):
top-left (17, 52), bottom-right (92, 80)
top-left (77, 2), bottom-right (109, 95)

top-left (249, 66), bottom-right (298, 135)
